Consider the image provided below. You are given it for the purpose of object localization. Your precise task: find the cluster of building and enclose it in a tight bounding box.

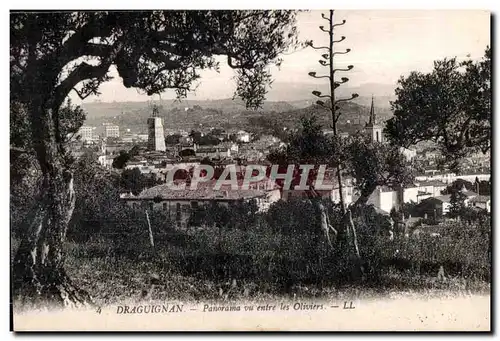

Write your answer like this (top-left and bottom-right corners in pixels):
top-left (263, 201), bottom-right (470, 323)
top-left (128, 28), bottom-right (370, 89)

top-left (121, 178), bottom-right (282, 227)
top-left (71, 98), bottom-right (490, 228)
top-left (77, 122), bottom-right (120, 142)
top-left (73, 105), bottom-right (282, 173)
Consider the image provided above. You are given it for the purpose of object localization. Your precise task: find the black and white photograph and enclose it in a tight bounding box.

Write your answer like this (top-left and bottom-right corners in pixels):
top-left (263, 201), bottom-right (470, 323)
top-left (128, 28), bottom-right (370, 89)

top-left (9, 8), bottom-right (491, 331)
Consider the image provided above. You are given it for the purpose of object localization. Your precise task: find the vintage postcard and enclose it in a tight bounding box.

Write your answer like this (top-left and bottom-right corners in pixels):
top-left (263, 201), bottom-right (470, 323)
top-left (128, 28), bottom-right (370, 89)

top-left (10, 9), bottom-right (491, 332)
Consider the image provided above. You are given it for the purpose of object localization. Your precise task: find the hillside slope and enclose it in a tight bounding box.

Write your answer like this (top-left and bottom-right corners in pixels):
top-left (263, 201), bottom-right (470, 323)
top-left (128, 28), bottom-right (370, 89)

top-left (81, 98), bottom-right (392, 134)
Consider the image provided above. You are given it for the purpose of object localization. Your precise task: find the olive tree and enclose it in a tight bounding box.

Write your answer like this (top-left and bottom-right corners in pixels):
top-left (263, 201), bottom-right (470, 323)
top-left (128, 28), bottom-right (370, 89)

top-left (10, 10), bottom-right (300, 307)
top-left (385, 47), bottom-right (491, 170)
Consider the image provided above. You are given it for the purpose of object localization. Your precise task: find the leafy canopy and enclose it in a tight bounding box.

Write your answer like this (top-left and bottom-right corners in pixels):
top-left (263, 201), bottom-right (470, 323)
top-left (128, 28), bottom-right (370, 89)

top-left (10, 99), bottom-right (85, 150)
top-left (11, 11), bottom-right (301, 111)
top-left (268, 116), bottom-right (340, 166)
top-left (344, 135), bottom-right (415, 207)
top-left (268, 117), bottom-right (415, 205)
top-left (385, 47), bottom-right (491, 170)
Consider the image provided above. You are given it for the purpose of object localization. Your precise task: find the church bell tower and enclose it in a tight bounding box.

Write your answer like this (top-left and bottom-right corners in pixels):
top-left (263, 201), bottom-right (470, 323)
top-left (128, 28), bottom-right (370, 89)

top-left (147, 104), bottom-right (166, 152)
top-left (365, 96), bottom-right (383, 143)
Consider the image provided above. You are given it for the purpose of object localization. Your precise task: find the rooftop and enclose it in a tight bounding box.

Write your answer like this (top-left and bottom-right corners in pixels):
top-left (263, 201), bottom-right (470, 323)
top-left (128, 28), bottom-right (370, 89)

top-left (461, 190), bottom-right (478, 198)
top-left (417, 180), bottom-right (448, 187)
top-left (433, 195), bottom-right (451, 203)
top-left (469, 195), bottom-right (491, 203)
top-left (125, 180), bottom-right (276, 201)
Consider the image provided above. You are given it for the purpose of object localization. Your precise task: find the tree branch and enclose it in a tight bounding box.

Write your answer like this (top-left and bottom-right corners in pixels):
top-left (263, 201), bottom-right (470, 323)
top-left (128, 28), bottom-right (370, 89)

top-left (350, 182), bottom-right (377, 214)
top-left (332, 20), bottom-right (346, 28)
top-left (312, 91), bottom-right (331, 99)
top-left (52, 16), bottom-right (116, 69)
top-left (10, 146), bottom-right (30, 154)
top-left (332, 49), bottom-right (351, 56)
top-left (333, 65), bottom-right (354, 73)
top-left (309, 45), bottom-right (329, 50)
top-left (54, 40), bottom-right (125, 108)
top-left (72, 86), bottom-right (96, 101)
top-left (319, 25), bottom-right (330, 33)
top-left (54, 62), bottom-right (111, 107)
top-left (321, 13), bottom-right (331, 22)
top-left (81, 42), bottom-right (114, 57)
top-left (308, 71), bottom-right (330, 79)
top-left (334, 94), bottom-right (359, 105)
top-left (227, 55), bottom-right (253, 69)
top-left (457, 114), bottom-right (474, 148)
top-left (149, 51), bottom-right (183, 70)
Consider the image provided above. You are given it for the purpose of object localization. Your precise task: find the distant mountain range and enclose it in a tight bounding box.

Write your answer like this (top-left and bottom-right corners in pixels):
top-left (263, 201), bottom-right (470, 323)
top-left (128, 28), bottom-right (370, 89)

top-left (81, 83), bottom-right (395, 135)
top-left (82, 98), bottom-right (297, 120)
top-left (265, 82), bottom-right (397, 108)
top-left (246, 100), bottom-right (393, 136)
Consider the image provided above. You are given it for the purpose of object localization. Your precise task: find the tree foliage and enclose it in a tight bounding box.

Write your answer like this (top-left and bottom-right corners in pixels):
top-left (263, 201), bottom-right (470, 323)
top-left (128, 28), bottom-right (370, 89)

top-left (112, 150), bottom-right (131, 169)
top-left (165, 134), bottom-right (182, 145)
top-left (189, 130), bottom-right (221, 145)
top-left (179, 149), bottom-right (196, 157)
top-left (448, 189), bottom-right (468, 218)
top-left (10, 99), bottom-right (85, 151)
top-left (69, 153), bottom-right (121, 242)
top-left (188, 200), bottom-right (259, 230)
top-left (265, 198), bottom-right (342, 235)
top-left (269, 116), bottom-right (415, 209)
top-left (10, 100), bottom-right (86, 238)
top-left (268, 115), bottom-right (339, 167)
top-left (385, 47), bottom-right (491, 170)
top-left (344, 135), bottom-right (415, 209)
top-left (10, 151), bottom-right (42, 239)
top-left (11, 11), bottom-right (301, 110)
top-left (111, 145), bottom-right (141, 169)
top-left (120, 168), bottom-right (163, 195)
top-left (10, 10), bottom-right (302, 305)
top-left (69, 155), bottom-right (172, 244)
top-left (441, 179), bottom-right (474, 195)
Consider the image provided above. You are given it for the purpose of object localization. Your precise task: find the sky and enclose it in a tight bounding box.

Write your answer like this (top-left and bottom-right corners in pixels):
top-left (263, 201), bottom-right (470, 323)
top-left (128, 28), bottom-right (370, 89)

top-left (72, 10), bottom-right (491, 104)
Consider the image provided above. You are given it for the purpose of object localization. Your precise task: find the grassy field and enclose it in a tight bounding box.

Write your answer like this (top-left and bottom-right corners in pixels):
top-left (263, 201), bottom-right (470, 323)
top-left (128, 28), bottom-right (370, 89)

top-left (11, 220), bottom-right (491, 307)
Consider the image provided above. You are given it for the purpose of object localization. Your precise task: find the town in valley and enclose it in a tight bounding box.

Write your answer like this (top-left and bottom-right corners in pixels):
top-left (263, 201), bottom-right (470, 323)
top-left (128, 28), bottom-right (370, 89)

top-left (71, 97), bottom-right (491, 228)
top-left (10, 9), bottom-right (491, 331)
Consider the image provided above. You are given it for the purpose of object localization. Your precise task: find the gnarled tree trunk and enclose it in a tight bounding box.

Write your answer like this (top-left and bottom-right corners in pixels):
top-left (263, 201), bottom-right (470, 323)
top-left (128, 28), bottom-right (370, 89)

top-left (12, 103), bottom-right (93, 309)
top-left (317, 199), bottom-right (338, 249)
top-left (347, 182), bottom-right (382, 281)
top-left (308, 187), bottom-right (365, 283)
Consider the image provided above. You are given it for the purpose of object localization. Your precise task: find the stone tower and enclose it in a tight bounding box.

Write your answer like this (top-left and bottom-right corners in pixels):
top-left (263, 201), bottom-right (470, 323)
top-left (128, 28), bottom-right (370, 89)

top-left (147, 105), bottom-right (166, 152)
top-left (365, 95), bottom-right (383, 143)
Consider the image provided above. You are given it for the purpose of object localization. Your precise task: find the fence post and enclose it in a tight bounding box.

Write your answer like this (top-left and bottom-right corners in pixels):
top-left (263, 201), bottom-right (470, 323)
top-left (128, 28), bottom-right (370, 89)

top-left (145, 210), bottom-right (155, 254)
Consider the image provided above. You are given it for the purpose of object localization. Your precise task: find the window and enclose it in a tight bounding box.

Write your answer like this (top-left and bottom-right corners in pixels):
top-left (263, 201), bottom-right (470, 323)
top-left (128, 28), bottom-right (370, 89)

top-left (376, 131), bottom-right (380, 142)
top-left (149, 202), bottom-right (154, 211)
top-left (163, 202), bottom-right (168, 211)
